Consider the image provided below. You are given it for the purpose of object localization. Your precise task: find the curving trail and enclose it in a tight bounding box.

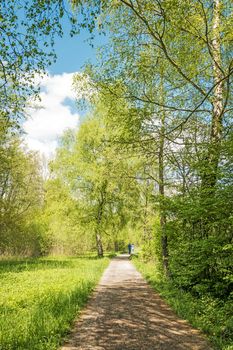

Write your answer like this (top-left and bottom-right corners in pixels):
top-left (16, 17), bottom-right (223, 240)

top-left (61, 255), bottom-right (212, 350)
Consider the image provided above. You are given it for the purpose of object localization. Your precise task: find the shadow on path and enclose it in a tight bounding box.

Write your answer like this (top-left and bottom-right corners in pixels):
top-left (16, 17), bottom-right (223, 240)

top-left (61, 255), bottom-right (212, 350)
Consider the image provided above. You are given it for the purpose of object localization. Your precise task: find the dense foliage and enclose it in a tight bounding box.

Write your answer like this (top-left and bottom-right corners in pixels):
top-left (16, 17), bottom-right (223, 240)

top-left (0, 135), bottom-right (46, 255)
top-left (44, 113), bottom-right (145, 255)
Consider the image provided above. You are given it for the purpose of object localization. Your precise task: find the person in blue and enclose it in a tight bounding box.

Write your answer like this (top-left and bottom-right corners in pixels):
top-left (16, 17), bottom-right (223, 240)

top-left (128, 243), bottom-right (132, 255)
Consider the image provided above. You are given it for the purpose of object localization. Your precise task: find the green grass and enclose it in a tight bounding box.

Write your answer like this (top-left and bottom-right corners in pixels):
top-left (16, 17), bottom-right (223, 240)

top-left (0, 256), bottom-right (109, 350)
top-left (133, 258), bottom-right (233, 350)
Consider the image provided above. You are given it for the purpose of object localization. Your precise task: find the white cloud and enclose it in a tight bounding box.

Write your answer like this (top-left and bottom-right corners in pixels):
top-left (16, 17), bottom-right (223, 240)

top-left (23, 72), bottom-right (79, 158)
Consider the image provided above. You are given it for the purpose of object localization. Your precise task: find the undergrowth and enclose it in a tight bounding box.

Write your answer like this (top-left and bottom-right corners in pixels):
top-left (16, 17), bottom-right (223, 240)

top-left (133, 258), bottom-right (233, 350)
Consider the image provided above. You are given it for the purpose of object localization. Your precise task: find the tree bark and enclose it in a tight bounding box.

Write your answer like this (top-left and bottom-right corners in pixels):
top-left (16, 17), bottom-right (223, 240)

top-left (143, 173), bottom-right (150, 241)
top-left (96, 233), bottom-right (103, 258)
top-left (95, 183), bottom-right (107, 258)
top-left (202, 0), bottom-right (223, 191)
top-left (158, 76), bottom-right (169, 276)
top-left (114, 241), bottom-right (119, 252)
top-left (159, 117), bottom-right (169, 276)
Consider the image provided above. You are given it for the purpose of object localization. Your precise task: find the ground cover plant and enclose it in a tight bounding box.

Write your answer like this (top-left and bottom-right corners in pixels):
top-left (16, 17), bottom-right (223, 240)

top-left (134, 258), bottom-right (233, 350)
top-left (0, 256), bottom-right (109, 350)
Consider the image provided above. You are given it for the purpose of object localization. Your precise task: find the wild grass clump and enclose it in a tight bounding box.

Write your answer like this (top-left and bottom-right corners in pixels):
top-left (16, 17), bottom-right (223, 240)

top-left (0, 256), bottom-right (109, 350)
top-left (133, 258), bottom-right (233, 350)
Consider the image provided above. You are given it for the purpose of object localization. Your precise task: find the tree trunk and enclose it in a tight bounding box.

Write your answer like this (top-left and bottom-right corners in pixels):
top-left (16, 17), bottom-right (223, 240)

top-left (114, 240), bottom-right (119, 252)
top-left (143, 173), bottom-right (150, 241)
top-left (95, 183), bottom-right (107, 258)
top-left (159, 128), bottom-right (169, 276)
top-left (200, 0), bottom-right (224, 237)
top-left (159, 86), bottom-right (169, 276)
top-left (96, 233), bottom-right (103, 258)
top-left (202, 0), bottom-right (223, 191)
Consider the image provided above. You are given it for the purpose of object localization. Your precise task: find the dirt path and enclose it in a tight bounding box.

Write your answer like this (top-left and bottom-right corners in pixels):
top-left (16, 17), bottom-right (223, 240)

top-left (61, 255), bottom-right (212, 350)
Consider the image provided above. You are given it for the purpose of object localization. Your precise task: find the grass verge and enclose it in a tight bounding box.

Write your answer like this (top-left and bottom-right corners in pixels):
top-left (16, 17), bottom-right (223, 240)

top-left (0, 256), bottom-right (109, 350)
top-left (133, 258), bottom-right (233, 350)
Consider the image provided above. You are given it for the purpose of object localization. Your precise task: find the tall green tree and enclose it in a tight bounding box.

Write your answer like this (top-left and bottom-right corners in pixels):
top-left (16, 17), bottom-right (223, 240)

top-left (45, 110), bottom-right (142, 256)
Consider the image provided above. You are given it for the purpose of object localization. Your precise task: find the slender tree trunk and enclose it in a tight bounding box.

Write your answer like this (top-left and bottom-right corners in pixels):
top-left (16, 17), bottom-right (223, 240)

top-left (159, 114), bottom-right (169, 276)
top-left (114, 240), bottom-right (119, 252)
top-left (212, 0), bottom-right (223, 143)
top-left (96, 233), bottom-right (103, 257)
top-left (143, 174), bottom-right (150, 241)
top-left (202, 0), bottom-right (223, 191)
top-left (95, 183), bottom-right (107, 258)
top-left (200, 0), bottom-right (224, 238)
top-left (158, 72), bottom-right (169, 276)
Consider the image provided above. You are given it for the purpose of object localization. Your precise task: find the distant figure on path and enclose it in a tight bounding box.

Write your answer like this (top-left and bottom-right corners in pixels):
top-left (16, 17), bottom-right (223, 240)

top-left (128, 243), bottom-right (132, 255)
top-left (131, 244), bottom-right (134, 253)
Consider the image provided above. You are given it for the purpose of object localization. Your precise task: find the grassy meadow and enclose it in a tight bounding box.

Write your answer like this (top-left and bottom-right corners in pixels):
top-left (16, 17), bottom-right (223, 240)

top-left (0, 256), bottom-right (109, 350)
top-left (134, 258), bottom-right (233, 350)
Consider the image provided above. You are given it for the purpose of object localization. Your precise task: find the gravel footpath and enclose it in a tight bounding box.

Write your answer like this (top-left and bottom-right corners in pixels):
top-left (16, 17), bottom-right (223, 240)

top-left (61, 255), bottom-right (212, 350)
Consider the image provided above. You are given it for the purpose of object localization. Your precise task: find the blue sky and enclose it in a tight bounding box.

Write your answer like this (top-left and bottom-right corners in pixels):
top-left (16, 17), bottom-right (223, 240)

top-left (50, 19), bottom-right (106, 75)
top-left (24, 17), bottom-right (107, 158)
